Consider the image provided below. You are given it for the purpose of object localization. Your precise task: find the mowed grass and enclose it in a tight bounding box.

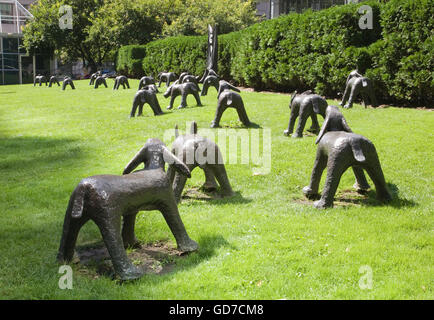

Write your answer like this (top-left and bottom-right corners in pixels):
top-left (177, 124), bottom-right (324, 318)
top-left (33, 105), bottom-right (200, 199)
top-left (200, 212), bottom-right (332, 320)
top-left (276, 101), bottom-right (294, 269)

top-left (0, 79), bottom-right (432, 300)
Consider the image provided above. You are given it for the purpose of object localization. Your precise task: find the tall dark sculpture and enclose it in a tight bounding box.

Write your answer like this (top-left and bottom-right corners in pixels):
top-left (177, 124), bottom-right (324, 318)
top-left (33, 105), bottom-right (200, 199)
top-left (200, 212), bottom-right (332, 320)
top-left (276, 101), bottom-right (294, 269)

top-left (283, 91), bottom-right (328, 138)
top-left (94, 76), bottom-right (108, 89)
top-left (158, 72), bottom-right (178, 88)
top-left (199, 25), bottom-right (218, 83)
top-left (49, 76), bottom-right (60, 87)
top-left (62, 77), bottom-right (75, 90)
top-left (212, 90), bottom-right (250, 128)
top-left (168, 122), bottom-right (234, 203)
top-left (163, 82), bottom-right (202, 110)
top-left (34, 75), bottom-right (48, 87)
top-left (130, 88), bottom-right (164, 117)
top-left (340, 71), bottom-right (378, 109)
top-left (303, 106), bottom-right (391, 209)
top-left (57, 138), bottom-right (198, 281)
top-left (201, 75), bottom-right (219, 96)
top-left (217, 80), bottom-right (241, 99)
top-left (138, 76), bottom-right (158, 92)
top-left (113, 75), bottom-right (130, 90)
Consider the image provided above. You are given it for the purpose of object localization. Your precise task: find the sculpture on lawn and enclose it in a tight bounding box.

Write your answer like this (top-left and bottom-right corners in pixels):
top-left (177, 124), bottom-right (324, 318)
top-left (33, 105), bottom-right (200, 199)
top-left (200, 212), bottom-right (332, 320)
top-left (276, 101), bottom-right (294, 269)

top-left (49, 76), bottom-right (60, 87)
top-left (201, 75), bottom-right (220, 96)
top-left (57, 138), bottom-right (198, 281)
top-left (198, 25), bottom-right (218, 83)
top-left (340, 71), bottom-right (378, 109)
top-left (34, 75), bottom-right (48, 86)
top-left (168, 122), bottom-right (234, 203)
top-left (94, 76), bottom-right (108, 89)
top-left (89, 71), bottom-right (102, 85)
top-left (130, 87), bottom-right (164, 117)
top-left (217, 80), bottom-right (240, 99)
top-left (302, 105), bottom-right (391, 209)
top-left (113, 75), bottom-right (130, 90)
top-left (211, 90), bottom-right (250, 128)
top-left (283, 90), bottom-right (328, 138)
top-left (138, 76), bottom-right (158, 92)
top-left (163, 82), bottom-right (202, 110)
top-left (158, 72), bottom-right (178, 88)
top-left (62, 77), bottom-right (75, 90)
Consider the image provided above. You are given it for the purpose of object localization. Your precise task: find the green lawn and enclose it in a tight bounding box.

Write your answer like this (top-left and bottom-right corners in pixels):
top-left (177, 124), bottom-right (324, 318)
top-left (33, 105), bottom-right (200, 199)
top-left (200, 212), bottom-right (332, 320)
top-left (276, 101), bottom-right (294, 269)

top-left (0, 79), bottom-right (432, 299)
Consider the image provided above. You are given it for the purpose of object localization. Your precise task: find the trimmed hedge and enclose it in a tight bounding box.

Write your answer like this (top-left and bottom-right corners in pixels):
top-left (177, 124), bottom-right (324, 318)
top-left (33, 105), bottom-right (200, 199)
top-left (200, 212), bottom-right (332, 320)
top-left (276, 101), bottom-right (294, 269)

top-left (118, 0), bottom-right (433, 106)
top-left (116, 45), bottom-right (147, 78)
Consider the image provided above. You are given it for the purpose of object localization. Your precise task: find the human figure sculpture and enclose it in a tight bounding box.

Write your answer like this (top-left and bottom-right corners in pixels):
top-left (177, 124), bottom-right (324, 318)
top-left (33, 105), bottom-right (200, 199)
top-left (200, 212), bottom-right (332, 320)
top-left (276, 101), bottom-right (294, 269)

top-left (283, 90), bottom-right (328, 138)
top-left (138, 76), bottom-right (158, 92)
top-left (211, 90), bottom-right (250, 128)
top-left (94, 76), bottom-right (108, 89)
top-left (168, 122), bottom-right (234, 203)
top-left (340, 72), bottom-right (378, 109)
top-left (89, 71), bottom-right (102, 85)
top-left (302, 106), bottom-right (391, 209)
top-left (198, 25), bottom-right (218, 83)
top-left (48, 76), bottom-right (60, 87)
top-left (163, 82), bottom-right (202, 110)
top-left (62, 77), bottom-right (75, 90)
top-left (34, 75), bottom-right (48, 86)
top-left (57, 138), bottom-right (198, 281)
top-left (201, 75), bottom-right (220, 96)
top-left (130, 87), bottom-right (163, 117)
top-left (113, 75), bottom-right (130, 90)
top-left (158, 72), bottom-right (178, 87)
top-left (217, 80), bottom-right (240, 99)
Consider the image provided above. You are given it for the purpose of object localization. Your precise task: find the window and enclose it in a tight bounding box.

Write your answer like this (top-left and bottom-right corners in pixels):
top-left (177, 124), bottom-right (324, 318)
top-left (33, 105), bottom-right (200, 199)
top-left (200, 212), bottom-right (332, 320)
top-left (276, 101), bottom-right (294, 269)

top-left (0, 3), bottom-right (14, 24)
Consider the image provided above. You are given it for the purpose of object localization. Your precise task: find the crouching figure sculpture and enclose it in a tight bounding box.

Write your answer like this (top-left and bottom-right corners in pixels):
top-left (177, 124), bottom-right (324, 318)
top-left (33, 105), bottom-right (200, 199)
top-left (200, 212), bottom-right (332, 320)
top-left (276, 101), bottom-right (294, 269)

top-left (34, 75), bottom-right (48, 86)
top-left (303, 106), bottom-right (391, 209)
top-left (158, 71), bottom-right (177, 87)
top-left (138, 76), bottom-right (158, 92)
top-left (211, 90), bottom-right (250, 128)
top-left (340, 71), bottom-right (378, 109)
top-left (168, 122), bottom-right (234, 203)
top-left (130, 87), bottom-right (163, 117)
top-left (57, 138), bottom-right (198, 280)
top-left (164, 82), bottom-right (202, 110)
top-left (49, 76), bottom-right (60, 87)
top-left (62, 77), bottom-right (75, 90)
top-left (284, 90), bottom-right (327, 138)
top-left (113, 75), bottom-right (130, 90)
top-left (94, 76), bottom-right (108, 89)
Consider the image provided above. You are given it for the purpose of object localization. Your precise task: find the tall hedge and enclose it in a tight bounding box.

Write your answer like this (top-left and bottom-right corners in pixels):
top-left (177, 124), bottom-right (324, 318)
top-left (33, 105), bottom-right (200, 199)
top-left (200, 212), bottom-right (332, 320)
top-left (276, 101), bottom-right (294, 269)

top-left (116, 45), bottom-right (147, 77)
top-left (118, 0), bottom-right (433, 106)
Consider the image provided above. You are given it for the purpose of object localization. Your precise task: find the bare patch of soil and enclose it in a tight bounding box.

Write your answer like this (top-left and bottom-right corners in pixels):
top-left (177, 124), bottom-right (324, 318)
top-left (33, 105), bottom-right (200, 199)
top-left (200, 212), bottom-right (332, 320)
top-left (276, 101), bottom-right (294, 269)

top-left (182, 187), bottom-right (223, 201)
top-left (293, 189), bottom-right (375, 208)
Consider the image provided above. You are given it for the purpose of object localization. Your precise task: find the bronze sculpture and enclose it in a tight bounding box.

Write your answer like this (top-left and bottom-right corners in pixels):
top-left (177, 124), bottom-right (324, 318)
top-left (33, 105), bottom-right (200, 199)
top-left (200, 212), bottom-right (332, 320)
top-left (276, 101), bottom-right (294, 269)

top-left (198, 25), bottom-right (218, 83)
top-left (113, 75), bottom-right (130, 90)
top-left (168, 122), bottom-right (234, 203)
top-left (89, 71), bottom-right (102, 85)
top-left (48, 76), bottom-right (60, 87)
top-left (57, 138), bottom-right (198, 280)
top-left (283, 90), bottom-right (328, 138)
top-left (163, 82), bottom-right (202, 110)
top-left (201, 75), bottom-right (219, 96)
top-left (211, 90), bottom-right (250, 128)
top-left (158, 72), bottom-right (178, 88)
top-left (62, 77), bottom-right (75, 90)
top-left (130, 88), bottom-right (164, 117)
top-left (303, 106), bottom-right (391, 209)
top-left (94, 76), bottom-right (108, 89)
top-left (340, 71), bottom-right (378, 109)
top-left (138, 76), bottom-right (158, 92)
top-left (217, 80), bottom-right (241, 99)
top-left (34, 75), bottom-right (48, 87)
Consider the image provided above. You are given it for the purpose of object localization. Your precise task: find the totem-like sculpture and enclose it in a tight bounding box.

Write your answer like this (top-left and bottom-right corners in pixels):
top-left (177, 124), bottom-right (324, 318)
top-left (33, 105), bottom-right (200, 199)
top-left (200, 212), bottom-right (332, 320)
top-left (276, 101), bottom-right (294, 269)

top-left (158, 72), bottom-right (178, 88)
top-left (201, 75), bottom-right (220, 96)
top-left (198, 25), bottom-right (218, 83)
top-left (113, 75), bottom-right (130, 90)
top-left (49, 76), bottom-right (60, 87)
top-left (283, 90), bottom-right (328, 138)
top-left (303, 106), bottom-right (391, 209)
top-left (340, 71), bottom-right (378, 109)
top-left (94, 76), bottom-right (108, 89)
top-left (169, 122), bottom-right (234, 203)
top-left (138, 76), bottom-right (158, 92)
top-left (211, 90), bottom-right (250, 128)
top-left (34, 75), bottom-right (48, 87)
top-left (62, 77), bottom-right (75, 90)
top-left (130, 87), bottom-right (164, 117)
top-left (57, 138), bottom-right (198, 281)
top-left (163, 82), bottom-right (202, 110)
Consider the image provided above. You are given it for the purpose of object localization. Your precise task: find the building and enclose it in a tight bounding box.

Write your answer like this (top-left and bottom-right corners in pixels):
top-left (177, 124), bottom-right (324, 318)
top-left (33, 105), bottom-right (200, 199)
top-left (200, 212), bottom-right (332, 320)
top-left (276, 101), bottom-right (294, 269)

top-left (0, 0), bottom-right (52, 85)
top-left (257, 0), bottom-right (360, 19)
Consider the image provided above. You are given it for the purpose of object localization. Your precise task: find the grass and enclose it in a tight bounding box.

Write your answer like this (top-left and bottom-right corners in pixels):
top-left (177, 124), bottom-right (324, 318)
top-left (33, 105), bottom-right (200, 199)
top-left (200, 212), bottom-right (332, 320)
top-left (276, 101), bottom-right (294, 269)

top-left (0, 79), bottom-right (432, 299)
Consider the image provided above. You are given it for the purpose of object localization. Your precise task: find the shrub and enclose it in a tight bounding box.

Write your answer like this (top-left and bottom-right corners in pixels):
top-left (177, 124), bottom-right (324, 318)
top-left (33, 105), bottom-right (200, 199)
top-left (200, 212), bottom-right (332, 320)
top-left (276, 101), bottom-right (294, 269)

top-left (116, 45), bottom-right (147, 77)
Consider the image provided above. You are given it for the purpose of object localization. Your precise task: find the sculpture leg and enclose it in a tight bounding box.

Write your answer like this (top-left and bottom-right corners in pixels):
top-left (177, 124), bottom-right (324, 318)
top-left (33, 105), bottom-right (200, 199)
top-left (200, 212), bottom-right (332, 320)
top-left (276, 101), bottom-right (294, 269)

top-left (172, 171), bottom-right (189, 203)
top-left (57, 80), bottom-right (60, 87)
top-left (209, 164), bottom-right (234, 197)
top-left (202, 167), bottom-right (219, 191)
top-left (158, 79), bottom-right (162, 87)
top-left (70, 82), bottom-right (75, 90)
top-left (62, 83), bottom-right (66, 91)
top-left (57, 213), bottom-right (89, 262)
top-left (352, 166), bottom-right (371, 192)
top-left (96, 214), bottom-right (143, 280)
top-left (122, 213), bottom-right (140, 248)
top-left (211, 104), bottom-right (227, 128)
top-left (236, 102), bottom-right (251, 126)
top-left (368, 87), bottom-right (378, 108)
top-left (150, 97), bottom-right (163, 116)
top-left (104, 80), bottom-right (108, 88)
top-left (284, 105), bottom-right (298, 136)
top-left (130, 100), bottom-right (139, 118)
top-left (157, 199), bottom-right (198, 252)
top-left (126, 80), bottom-right (130, 89)
top-left (293, 112), bottom-right (309, 138)
top-left (303, 150), bottom-right (327, 199)
top-left (192, 91), bottom-right (203, 106)
top-left (137, 102), bottom-right (144, 117)
top-left (178, 93), bottom-right (188, 109)
top-left (307, 113), bottom-right (320, 134)
top-left (363, 154), bottom-right (391, 202)
top-left (344, 86), bottom-right (358, 109)
top-left (200, 83), bottom-right (208, 96)
top-left (167, 95), bottom-right (176, 110)
top-left (113, 80), bottom-right (117, 90)
top-left (340, 84), bottom-right (350, 106)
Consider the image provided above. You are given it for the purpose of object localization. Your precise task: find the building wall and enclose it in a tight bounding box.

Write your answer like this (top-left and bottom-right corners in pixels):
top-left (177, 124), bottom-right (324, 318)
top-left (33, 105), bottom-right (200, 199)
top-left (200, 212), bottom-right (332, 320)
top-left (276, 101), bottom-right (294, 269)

top-left (256, 0), bottom-right (350, 18)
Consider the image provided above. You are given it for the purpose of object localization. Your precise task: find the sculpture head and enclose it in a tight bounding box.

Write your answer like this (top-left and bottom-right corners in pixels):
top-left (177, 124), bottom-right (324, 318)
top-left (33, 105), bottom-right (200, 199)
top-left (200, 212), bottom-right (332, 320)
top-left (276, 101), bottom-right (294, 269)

top-left (290, 91), bottom-right (298, 107)
top-left (315, 105), bottom-right (353, 144)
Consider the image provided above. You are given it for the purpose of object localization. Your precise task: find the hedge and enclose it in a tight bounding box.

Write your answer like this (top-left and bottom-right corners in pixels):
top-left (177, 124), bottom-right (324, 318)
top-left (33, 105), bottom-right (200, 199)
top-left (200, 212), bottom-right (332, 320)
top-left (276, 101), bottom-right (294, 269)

top-left (117, 0), bottom-right (433, 106)
top-left (116, 45), bottom-right (147, 78)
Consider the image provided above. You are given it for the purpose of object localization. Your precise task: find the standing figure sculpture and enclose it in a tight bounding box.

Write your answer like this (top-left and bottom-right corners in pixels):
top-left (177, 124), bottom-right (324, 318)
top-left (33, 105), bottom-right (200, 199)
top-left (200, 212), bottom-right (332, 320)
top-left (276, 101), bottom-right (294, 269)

top-left (130, 87), bottom-right (164, 117)
top-left (199, 25), bottom-right (218, 83)
top-left (94, 76), bottom-right (108, 89)
top-left (168, 122), bottom-right (234, 203)
top-left (340, 71), bottom-right (378, 109)
top-left (34, 75), bottom-right (48, 86)
top-left (57, 138), bottom-right (198, 281)
top-left (302, 106), bottom-right (391, 209)
top-left (163, 82), bottom-right (202, 110)
top-left (62, 77), bottom-right (75, 90)
top-left (212, 90), bottom-right (250, 128)
top-left (158, 72), bottom-right (178, 88)
top-left (113, 75), bottom-right (130, 90)
top-left (49, 76), bottom-right (60, 87)
top-left (283, 90), bottom-right (328, 138)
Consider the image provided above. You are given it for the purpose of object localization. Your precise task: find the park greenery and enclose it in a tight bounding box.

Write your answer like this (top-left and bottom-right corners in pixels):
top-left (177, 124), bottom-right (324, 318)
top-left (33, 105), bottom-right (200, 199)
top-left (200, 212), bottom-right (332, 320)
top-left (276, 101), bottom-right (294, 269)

top-left (0, 80), bottom-right (432, 299)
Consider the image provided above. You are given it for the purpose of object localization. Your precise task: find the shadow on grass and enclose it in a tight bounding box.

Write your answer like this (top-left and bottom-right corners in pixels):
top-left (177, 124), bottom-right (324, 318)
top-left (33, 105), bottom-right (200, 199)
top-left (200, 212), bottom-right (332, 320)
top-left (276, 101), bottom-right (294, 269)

top-left (181, 189), bottom-right (252, 205)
